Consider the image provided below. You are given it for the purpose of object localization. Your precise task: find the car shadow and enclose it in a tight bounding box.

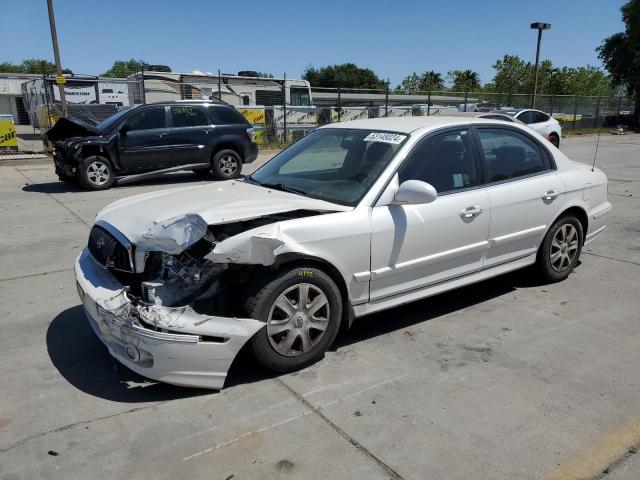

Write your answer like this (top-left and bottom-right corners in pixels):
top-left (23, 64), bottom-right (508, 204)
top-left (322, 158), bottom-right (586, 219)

top-left (22, 172), bottom-right (221, 195)
top-left (48, 266), bottom-right (558, 398)
top-left (46, 305), bottom-right (210, 402)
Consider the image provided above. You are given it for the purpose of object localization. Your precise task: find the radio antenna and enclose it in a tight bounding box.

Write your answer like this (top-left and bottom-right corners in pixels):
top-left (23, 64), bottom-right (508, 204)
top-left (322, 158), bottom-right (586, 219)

top-left (591, 128), bottom-right (601, 172)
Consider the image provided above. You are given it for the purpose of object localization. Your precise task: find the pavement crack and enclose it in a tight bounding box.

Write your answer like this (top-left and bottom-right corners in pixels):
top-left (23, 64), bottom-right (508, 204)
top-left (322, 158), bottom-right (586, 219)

top-left (583, 251), bottom-right (640, 266)
top-left (0, 402), bottom-right (166, 453)
top-left (0, 267), bottom-right (73, 283)
top-left (275, 378), bottom-right (405, 480)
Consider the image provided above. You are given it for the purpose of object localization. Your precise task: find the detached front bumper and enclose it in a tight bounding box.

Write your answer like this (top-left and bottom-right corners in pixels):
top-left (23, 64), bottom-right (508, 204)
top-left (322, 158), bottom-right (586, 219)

top-left (75, 248), bottom-right (264, 389)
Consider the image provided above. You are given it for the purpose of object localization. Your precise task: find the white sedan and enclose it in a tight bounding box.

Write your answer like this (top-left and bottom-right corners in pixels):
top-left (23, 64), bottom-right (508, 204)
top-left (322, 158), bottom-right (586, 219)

top-left (75, 116), bottom-right (610, 388)
top-left (496, 108), bottom-right (562, 148)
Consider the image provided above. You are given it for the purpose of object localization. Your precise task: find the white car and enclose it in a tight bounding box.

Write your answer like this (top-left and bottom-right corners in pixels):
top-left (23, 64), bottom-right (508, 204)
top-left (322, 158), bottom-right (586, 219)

top-left (75, 116), bottom-right (610, 388)
top-left (497, 108), bottom-right (562, 148)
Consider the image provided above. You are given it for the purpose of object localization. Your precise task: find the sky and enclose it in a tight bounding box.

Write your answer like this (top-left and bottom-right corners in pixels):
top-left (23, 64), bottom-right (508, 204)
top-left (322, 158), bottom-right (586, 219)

top-left (2, 0), bottom-right (628, 86)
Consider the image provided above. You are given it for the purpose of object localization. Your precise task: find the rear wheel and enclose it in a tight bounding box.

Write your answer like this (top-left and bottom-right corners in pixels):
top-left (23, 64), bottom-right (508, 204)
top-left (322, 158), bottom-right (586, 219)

top-left (211, 149), bottom-right (242, 180)
top-left (536, 214), bottom-right (583, 282)
top-left (245, 266), bottom-right (342, 372)
top-left (548, 133), bottom-right (560, 148)
top-left (78, 156), bottom-right (115, 190)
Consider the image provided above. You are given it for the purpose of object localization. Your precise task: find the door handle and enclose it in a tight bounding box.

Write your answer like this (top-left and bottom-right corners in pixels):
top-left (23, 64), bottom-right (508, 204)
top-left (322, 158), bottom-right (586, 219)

top-left (158, 132), bottom-right (169, 138)
top-left (204, 129), bottom-right (213, 134)
top-left (460, 205), bottom-right (483, 218)
top-left (542, 190), bottom-right (560, 201)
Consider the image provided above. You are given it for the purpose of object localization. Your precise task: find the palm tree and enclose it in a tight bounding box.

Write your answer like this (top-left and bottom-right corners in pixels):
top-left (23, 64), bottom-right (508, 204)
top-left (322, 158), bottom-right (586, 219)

top-left (422, 71), bottom-right (445, 91)
top-left (448, 70), bottom-right (481, 111)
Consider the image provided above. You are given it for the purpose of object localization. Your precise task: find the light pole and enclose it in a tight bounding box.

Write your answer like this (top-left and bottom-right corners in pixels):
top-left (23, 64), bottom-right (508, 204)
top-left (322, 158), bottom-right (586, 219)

top-left (530, 21), bottom-right (551, 109)
top-left (47, 0), bottom-right (67, 117)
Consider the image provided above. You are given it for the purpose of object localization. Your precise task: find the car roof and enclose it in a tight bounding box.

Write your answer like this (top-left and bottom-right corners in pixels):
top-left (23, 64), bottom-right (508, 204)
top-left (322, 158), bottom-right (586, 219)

top-left (318, 116), bottom-right (509, 134)
top-left (140, 100), bottom-right (228, 107)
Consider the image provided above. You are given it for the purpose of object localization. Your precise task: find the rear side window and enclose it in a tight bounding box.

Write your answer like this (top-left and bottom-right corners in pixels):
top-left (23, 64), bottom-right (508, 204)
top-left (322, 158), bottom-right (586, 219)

top-left (516, 110), bottom-right (535, 124)
top-left (171, 106), bottom-right (209, 128)
top-left (483, 114), bottom-right (513, 122)
top-left (477, 128), bottom-right (548, 182)
top-left (533, 111), bottom-right (550, 123)
top-left (399, 129), bottom-right (478, 194)
top-left (209, 107), bottom-right (250, 125)
top-left (123, 107), bottom-right (165, 131)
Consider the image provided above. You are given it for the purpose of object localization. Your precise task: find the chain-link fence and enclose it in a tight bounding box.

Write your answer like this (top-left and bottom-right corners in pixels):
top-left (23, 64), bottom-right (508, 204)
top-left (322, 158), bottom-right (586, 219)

top-left (7, 71), bottom-right (638, 153)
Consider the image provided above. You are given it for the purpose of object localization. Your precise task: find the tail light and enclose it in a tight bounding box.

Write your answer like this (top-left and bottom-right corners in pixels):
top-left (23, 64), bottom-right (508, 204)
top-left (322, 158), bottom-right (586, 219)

top-left (245, 127), bottom-right (254, 142)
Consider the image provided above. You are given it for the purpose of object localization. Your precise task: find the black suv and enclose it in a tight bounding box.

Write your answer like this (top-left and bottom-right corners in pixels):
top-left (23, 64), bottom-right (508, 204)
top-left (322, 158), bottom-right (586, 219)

top-left (45, 101), bottom-right (258, 190)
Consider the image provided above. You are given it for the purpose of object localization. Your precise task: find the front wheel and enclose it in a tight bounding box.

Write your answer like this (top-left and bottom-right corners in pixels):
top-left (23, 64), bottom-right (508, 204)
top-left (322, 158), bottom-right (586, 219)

top-left (78, 156), bottom-right (115, 190)
top-left (211, 149), bottom-right (242, 180)
top-left (245, 267), bottom-right (342, 372)
top-left (536, 215), bottom-right (583, 282)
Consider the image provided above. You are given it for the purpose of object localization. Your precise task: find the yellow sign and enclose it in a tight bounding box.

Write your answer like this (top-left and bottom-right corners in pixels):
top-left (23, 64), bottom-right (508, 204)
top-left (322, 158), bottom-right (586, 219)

top-left (0, 119), bottom-right (17, 148)
top-left (56, 75), bottom-right (66, 85)
top-left (236, 107), bottom-right (265, 125)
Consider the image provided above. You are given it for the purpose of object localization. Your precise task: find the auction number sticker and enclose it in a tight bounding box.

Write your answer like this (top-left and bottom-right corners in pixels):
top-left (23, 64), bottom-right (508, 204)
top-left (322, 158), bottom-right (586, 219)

top-left (364, 132), bottom-right (406, 144)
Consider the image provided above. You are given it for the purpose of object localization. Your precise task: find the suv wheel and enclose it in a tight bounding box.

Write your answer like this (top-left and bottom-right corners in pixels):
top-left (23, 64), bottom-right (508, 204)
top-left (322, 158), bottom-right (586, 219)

top-left (212, 149), bottom-right (242, 180)
top-left (245, 266), bottom-right (342, 372)
top-left (78, 156), bottom-right (115, 190)
top-left (536, 214), bottom-right (583, 282)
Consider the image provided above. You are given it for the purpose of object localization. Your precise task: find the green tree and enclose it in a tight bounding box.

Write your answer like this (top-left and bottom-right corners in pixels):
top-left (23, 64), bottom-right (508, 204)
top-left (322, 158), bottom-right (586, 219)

top-left (102, 59), bottom-right (149, 78)
top-left (597, 0), bottom-right (640, 126)
top-left (302, 63), bottom-right (386, 89)
top-left (397, 70), bottom-right (445, 92)
top-left (0, 59), bottom-right (56, 74)
top-left (448, 70), bottom-right (481, 92)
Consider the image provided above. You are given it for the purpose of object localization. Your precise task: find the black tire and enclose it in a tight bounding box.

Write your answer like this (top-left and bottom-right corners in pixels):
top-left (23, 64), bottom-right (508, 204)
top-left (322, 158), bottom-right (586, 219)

top-left (536, 214), bottom-right (584, 282)
top-left (549, 133), bottom-right (560, 148)
top-left (245, 266), bottom-right (342, 372)
top-left (77, 155), bottom-right (116, 191)
top-left (211, 149), bottom-right (242, 180)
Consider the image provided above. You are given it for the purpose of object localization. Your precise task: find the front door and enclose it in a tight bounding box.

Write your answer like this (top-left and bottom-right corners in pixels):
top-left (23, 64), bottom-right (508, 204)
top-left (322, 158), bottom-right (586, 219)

top-left (475, 126), bottom-right (565, 267)
top-left (118, 106), bottom-right (171, 172)
top-left (369, 128), bottom-right (491, 301)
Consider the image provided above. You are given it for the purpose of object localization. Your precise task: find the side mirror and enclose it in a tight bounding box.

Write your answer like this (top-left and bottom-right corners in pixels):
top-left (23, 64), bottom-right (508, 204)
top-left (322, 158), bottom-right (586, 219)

top-left (392, 180), bottom-right (438, 205)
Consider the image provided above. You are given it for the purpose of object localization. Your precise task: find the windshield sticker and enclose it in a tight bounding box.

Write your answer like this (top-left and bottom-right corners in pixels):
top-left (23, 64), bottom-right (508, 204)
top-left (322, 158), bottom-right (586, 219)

top-left (364, 132), bottom-right (407, 144)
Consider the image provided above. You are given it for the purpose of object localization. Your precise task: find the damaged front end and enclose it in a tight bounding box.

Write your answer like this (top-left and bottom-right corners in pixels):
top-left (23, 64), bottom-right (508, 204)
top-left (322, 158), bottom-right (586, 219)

top-left (76, 207), bottom-right (330, 389)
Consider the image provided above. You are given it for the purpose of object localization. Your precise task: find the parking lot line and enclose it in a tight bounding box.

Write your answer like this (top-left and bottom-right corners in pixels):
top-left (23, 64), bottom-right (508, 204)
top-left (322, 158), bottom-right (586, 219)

top-left (541, 417), bottom-right (640, 480)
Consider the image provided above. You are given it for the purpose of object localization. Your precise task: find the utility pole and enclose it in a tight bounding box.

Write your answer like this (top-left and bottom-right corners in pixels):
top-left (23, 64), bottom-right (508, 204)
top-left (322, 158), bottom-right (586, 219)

top-left (47, 0), bottom-right (67, 117)
top-left (530, 22), bottom-right (551, 109)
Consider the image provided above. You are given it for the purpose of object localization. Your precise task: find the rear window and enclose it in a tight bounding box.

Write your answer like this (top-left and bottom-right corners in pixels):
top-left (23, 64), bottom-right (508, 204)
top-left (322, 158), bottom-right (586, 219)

top-left (209, 107), bottom-right (250, 125)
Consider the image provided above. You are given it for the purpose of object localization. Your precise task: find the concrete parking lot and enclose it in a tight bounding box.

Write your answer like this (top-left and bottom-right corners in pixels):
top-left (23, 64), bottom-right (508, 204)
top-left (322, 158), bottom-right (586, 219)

top-left (1, 136), bottom-right (639, 480)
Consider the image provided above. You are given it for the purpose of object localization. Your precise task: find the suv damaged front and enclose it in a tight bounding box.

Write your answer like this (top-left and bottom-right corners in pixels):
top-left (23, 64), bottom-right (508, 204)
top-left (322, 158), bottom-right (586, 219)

top-left (45, 116), bottom-right (115, 182)
top-left (75, 181), bottom-right (345, 389)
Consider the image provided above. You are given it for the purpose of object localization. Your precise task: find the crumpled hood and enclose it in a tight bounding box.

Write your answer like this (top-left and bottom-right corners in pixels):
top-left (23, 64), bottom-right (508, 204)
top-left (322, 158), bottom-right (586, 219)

top-left (45, 116), bottom-right (103, 142)
top-left (96, 180), bottom-right (349, 253)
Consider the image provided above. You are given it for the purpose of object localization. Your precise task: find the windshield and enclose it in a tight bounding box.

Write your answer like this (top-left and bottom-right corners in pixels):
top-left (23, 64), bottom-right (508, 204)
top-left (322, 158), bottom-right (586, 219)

top-left (96, 107), bottom-right (133, 132)
top-left (247, 128), bottom-right (407, 206)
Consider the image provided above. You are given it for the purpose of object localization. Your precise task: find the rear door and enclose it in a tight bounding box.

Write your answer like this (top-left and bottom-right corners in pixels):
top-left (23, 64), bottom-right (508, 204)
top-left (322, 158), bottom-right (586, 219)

top-left (169, 105), bottom-right (213, 166)
top-left (118, 106), bottom-right (171, 172)
top-left (475, 126), bottom-right (564, 267)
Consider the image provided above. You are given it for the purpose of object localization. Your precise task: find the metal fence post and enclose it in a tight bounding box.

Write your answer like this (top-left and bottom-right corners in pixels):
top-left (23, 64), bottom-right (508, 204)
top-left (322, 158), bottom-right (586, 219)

top-left (572, 95), bottom-right (579, 131)
top-left (282, 73), bottom-right (287, 143)
top-left (594, 95), bottom-right (601, 130)
top-left (217, 69), bottom-right (221, 100)
top-left (497, 92), bottom-right (502, 110)
top-left (616, 95), bottom-right (622, 127)
top-left (337, 83), bottom-right (342, 122)
top-left (385, 79), bottom-right (389, 117)
top-left (427, 88), bottom-right (431, 116)
top-left (463, 89), bottom-right (468, 112)
top-left (141, 65), bottom-right (146, 104)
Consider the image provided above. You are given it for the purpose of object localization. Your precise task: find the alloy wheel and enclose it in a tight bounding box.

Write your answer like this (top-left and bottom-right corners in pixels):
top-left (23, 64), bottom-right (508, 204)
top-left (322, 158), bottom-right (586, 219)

top-left (267, 283), bottom-right (330, 357)
top-left (550, 224), bottom-right (579, 272)
top-left (86, 161), bottom-right (110, 186)
top-left (218, 155), bottom-right (238, 177)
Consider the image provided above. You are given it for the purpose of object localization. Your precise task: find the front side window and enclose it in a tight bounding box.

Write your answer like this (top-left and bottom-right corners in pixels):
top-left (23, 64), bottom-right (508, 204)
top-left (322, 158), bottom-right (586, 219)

top-left (122, 107), bottom-right (165, 131)
top-left (171, 105), bottom-right (209, 128)
top-left (477, 128), bottom-right (548, 182)
top-left (399, 129), bottom-right (478, 194)
top-left (248, 128), bottom-right (407, 206)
